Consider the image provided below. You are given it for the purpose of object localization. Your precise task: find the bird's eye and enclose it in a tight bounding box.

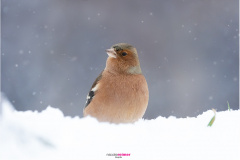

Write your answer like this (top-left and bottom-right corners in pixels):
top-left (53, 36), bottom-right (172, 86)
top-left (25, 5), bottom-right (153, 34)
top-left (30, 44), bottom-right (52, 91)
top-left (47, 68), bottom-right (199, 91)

top-left (121, 52), bottom-right (127, 56)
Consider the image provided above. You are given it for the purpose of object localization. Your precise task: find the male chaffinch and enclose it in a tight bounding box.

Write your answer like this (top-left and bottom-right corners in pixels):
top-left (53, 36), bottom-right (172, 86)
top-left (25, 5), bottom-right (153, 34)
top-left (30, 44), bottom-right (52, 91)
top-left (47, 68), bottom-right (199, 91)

top-left (83, 43), bottom-right (149, 123)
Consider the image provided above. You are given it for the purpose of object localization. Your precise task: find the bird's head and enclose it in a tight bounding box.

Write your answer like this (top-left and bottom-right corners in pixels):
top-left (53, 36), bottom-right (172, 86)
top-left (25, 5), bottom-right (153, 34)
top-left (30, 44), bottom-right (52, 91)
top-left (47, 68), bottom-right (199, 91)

top-left (105, 43), bottom-right (142, 75)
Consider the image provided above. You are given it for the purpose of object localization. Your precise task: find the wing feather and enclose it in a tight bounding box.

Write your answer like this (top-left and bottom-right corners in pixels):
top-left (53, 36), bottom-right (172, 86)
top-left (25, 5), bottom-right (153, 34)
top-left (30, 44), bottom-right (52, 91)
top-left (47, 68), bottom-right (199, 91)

top-left (85, 71), bottom-right (103, 108)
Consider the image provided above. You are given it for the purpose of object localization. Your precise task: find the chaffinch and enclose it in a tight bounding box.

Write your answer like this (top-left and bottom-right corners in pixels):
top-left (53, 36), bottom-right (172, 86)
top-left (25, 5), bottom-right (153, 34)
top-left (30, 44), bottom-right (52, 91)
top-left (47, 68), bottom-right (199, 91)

top-left (83, 43), bottom-right (149, 123)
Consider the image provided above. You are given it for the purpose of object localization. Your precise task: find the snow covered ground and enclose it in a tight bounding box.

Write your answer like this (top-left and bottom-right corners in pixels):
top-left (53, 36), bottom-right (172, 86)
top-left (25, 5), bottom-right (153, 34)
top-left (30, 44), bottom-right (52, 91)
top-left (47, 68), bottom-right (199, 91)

top-left (0, 96), bottom-right (240, 160)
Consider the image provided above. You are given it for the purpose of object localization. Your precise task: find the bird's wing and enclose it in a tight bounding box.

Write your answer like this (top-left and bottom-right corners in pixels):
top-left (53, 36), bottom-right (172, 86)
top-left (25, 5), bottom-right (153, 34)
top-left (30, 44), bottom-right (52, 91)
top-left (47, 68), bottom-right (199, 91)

top-left (85, 71), bottom-right (103, 108)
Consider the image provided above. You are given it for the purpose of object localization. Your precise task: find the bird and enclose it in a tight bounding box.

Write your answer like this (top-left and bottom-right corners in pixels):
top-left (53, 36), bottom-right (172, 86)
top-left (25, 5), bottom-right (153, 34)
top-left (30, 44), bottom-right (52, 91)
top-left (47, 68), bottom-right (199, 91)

top-left (83, 43), bottom-right (149, 123)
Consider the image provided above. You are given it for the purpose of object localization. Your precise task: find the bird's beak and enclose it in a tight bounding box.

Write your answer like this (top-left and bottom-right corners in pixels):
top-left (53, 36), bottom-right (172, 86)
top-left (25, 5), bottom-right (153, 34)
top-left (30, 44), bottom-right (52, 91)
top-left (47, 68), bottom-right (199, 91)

top-left (106, 48), bottom-right (117, 58)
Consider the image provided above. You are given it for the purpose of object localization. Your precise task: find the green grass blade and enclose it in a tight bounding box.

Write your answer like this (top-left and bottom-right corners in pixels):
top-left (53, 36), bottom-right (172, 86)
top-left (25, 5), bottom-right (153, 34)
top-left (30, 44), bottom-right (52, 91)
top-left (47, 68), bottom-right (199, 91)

top-left (227, 101), bottom-right (231, 111)
top-left (207, 109), bottom-right (216, 127)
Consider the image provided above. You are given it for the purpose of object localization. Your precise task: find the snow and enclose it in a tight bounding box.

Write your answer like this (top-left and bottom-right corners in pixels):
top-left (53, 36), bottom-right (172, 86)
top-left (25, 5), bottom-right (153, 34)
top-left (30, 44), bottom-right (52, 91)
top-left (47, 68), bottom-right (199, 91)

top-left (0, 96), bottom-right (240, 160)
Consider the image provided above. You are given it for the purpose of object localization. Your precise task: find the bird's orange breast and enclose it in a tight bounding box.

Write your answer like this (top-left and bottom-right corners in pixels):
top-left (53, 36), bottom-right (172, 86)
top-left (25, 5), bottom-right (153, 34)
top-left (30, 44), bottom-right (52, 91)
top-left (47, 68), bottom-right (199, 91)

top-left (83, 72), bottom-right (149, 123)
